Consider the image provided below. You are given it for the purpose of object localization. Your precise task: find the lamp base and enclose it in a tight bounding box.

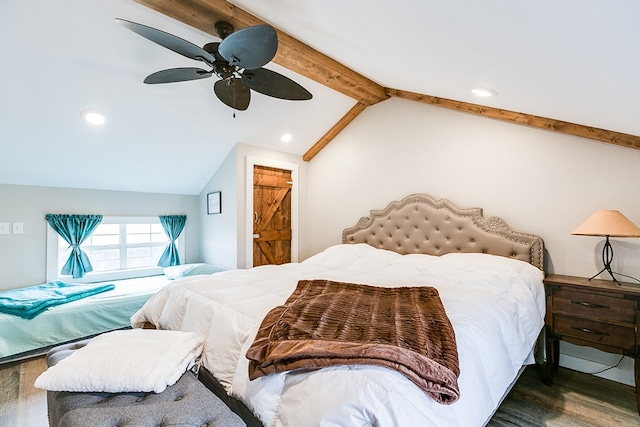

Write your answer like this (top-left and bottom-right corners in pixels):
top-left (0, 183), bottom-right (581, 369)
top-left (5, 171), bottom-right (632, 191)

top-left (588, 265), bottom-right (622, 285)
top-left (587, 235), bottom-right (622, 285)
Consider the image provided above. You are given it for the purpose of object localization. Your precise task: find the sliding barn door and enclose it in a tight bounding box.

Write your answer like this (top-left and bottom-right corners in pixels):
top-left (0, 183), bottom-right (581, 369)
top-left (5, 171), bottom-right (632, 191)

top-left (253, 165), bottom-right (292, 267)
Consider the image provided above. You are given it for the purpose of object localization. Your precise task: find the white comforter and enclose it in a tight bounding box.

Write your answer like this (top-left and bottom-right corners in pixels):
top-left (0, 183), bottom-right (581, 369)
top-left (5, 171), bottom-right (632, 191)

top-left (131, 244), bottom-right (545, 427)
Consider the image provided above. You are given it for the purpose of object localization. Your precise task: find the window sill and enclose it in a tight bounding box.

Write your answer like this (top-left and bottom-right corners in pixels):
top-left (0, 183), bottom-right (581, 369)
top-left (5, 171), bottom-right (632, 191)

top-left (58, 267), bottom-right (164, 284)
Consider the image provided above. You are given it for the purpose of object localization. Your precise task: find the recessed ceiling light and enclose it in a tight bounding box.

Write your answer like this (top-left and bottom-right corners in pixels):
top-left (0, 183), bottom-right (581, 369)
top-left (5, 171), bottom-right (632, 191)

top-left (471, 88), bottom-right (498, 98)
top-left (281, 133), bottom-right (293, 143)
top-left (81, 109), bottom-right (107, 125)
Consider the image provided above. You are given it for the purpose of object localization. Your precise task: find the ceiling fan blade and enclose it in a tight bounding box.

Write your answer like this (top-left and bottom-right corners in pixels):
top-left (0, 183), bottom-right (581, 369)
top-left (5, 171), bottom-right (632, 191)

top-left (115, 18), bottom-right (215, 64)
top-left (241, 68), bottom-right (312, 100)
top-left (218, 25), bottom-right (277, 70)
top-left (144, 68), bottom-right (213, 84)
top-left (203, 42), bottom-right (226, 61)
top-left (214, 78), bottom-right (251, 110)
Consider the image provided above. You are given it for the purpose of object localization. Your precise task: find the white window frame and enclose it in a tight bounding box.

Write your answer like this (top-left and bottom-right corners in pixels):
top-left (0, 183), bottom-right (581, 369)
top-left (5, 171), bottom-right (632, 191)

top-left (46, 216), bottom-right (186, 283)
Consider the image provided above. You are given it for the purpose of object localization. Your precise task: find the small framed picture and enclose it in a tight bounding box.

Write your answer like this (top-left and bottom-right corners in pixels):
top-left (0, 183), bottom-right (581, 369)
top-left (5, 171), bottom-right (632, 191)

top-left (207, 191), bottom-right (222, 214)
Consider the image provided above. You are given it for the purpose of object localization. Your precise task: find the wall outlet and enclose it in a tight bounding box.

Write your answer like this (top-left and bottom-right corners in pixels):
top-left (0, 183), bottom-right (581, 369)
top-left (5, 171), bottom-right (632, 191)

top-left (0, 222), bottom-right (8, 235)
top-left (13, 222), bottom-right (23, 235)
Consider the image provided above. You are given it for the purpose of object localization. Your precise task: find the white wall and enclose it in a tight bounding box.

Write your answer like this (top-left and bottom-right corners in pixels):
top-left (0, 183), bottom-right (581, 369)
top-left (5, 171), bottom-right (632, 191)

top-left (0, 184), bottom-right (200, 291)
top-left (199, 145), bottom-right (240, 271)
top-left (305, 97), bottom-right (640, 385)
top-left (199, 143), bottom-right (307, 270)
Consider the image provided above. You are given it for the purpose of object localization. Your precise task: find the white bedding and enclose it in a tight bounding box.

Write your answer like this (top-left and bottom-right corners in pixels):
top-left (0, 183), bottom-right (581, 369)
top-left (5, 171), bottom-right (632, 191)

top-left (131, 243), bottom-right (545, 427)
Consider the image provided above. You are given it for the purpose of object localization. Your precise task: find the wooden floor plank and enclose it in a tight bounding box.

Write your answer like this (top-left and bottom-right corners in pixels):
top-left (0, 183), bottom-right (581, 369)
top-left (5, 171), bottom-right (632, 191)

top-left (17, 357), bottom-right (47, 427)
top-left (489, 365), bottom-right (640, 427)
top-left (0, 358), bottom-right (48, 427)
top-left (0, 362), bottom-right (21, 427)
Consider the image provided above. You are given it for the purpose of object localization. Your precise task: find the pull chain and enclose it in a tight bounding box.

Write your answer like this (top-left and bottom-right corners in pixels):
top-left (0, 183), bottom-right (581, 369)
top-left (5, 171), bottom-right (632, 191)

top-left (233, 78), bottom-right (236, 118)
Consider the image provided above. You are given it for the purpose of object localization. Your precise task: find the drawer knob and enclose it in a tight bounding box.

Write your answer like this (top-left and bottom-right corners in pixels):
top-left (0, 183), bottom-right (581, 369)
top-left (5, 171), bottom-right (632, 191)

top-left (571, 300), bottom-right (609, 309)
top-left (572, 326), bottom-right (609, 336)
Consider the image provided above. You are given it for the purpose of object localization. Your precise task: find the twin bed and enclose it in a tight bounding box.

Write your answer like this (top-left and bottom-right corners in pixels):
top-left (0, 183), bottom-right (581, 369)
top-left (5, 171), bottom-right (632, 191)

top-left (131, 193), bottom-right (546, 427)
top-left (0, 275), bottom-right (170, 363)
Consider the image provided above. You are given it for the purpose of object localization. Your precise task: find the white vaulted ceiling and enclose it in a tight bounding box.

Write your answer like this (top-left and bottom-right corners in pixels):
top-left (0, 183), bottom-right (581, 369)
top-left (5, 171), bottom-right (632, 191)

top-left (1, 0), bottom-right (639, 194)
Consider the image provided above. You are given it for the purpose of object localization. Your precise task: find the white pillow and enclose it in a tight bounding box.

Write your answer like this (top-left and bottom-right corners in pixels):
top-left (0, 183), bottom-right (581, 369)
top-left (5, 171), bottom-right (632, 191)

top-left (35, 329), bottom-right (204, 393)
top-left (163, 263), bottom-right (219, 279)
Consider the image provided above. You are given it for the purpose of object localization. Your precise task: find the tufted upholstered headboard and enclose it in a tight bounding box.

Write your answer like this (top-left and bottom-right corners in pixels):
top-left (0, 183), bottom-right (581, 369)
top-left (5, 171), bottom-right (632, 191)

top-left (342, 194), bottom-right (544, 271)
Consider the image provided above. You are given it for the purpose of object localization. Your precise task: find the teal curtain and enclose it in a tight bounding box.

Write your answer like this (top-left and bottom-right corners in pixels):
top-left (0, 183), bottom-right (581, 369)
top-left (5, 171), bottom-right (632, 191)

top-left (158, 215), bottom-right (187, 267)
top-left (45, 214), bottom-right (103, 279)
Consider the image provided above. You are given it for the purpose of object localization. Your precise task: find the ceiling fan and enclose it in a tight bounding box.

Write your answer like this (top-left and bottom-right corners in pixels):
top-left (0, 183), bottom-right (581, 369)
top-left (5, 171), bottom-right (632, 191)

top-left (115, 18), bottom-right (312, 111)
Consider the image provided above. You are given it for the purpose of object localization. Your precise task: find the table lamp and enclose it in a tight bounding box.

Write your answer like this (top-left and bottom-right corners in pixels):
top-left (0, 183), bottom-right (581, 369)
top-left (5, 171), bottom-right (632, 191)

top-left (572, 210), bottom-right (640, 285)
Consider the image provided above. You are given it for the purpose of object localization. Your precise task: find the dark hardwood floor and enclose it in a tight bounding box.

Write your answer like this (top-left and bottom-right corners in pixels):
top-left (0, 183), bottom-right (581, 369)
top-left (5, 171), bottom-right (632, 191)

top-left (1, 357), bottom-right (639, 426)
top-left (489, 365), bottom-right (640, 426)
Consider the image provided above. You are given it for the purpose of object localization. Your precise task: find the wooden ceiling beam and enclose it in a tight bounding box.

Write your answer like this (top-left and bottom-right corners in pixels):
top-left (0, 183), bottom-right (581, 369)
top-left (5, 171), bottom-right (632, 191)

top-left (303, 102), bottom-right (368, 161)
top-left (387, 88), bottom-right (640, 151)
top-left (133, 0), bottom-right (388, 106)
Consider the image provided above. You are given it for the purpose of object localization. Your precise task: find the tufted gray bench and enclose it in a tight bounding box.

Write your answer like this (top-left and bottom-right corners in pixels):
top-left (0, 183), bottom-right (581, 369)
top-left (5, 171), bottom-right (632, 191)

top-left (46, 340), bottom-right (246, 427)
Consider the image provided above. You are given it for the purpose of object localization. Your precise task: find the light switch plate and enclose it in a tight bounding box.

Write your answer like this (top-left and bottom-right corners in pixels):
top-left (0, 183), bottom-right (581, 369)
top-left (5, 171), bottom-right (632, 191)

top-left (0, 222), bottom-right (8, 235)
top-left (13, 222), bottom-right (23, 235)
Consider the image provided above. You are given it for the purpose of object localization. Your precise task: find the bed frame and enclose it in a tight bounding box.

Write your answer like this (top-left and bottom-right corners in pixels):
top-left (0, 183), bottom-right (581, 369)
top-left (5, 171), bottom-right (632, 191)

top-left (201, 194), bottom-right (545, 425)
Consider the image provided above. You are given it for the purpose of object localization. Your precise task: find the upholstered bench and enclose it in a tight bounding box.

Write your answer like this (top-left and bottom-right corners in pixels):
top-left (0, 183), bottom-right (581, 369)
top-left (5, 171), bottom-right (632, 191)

top-left (45, 340), bottom-right (246, 427)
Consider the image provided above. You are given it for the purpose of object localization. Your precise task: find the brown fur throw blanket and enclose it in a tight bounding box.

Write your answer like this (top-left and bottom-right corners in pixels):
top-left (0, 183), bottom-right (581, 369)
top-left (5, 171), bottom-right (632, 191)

top-left (246, 279), bottom-right (460, 404)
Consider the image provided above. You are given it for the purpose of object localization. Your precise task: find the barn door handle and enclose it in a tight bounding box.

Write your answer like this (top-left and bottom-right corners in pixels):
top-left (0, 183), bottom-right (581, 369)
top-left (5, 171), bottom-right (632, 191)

top-left (254, 212), bottom-right (259, 223)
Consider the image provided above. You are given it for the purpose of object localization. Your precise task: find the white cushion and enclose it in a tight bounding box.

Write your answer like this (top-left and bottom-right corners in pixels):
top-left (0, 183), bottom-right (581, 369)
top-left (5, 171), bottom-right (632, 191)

top-left (35, 329), bottom-right (204, 393)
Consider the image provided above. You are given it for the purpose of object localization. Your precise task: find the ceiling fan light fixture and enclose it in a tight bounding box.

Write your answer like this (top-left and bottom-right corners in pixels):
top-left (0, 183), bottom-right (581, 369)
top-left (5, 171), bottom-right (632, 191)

top-left (471, 88), bottom-right (498, 98)
top-left (81, 109), bottom-right (107, 125)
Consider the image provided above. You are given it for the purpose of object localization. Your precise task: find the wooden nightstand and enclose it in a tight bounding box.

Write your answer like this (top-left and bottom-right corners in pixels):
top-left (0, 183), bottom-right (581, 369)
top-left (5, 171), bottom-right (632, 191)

top-left (543, 274), bottom-right (640, 414)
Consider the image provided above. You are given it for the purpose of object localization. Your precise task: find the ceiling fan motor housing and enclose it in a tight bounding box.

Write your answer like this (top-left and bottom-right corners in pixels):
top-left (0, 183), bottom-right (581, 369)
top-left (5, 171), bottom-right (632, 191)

top-left (214, 21), bottom-right (234, 40)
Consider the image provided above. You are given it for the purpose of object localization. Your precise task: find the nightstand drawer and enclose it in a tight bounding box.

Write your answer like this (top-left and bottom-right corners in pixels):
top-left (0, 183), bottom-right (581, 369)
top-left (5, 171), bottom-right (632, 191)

top-left (554, 314), bottom-right (636, 351)
top-left (553, 289), bottom-right (636, 324)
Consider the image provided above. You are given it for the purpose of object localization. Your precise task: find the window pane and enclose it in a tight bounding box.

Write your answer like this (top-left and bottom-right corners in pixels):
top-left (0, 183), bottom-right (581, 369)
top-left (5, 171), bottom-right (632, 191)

top-left (89, 235), bottom-right (120, 246)
top-left (57, 249), bottom-right (71, 271)
top-left (152, 233), bottom-right (169, 243)
top-left (85, 226), bottom-right (119, 245)
top-left (126, 246), bottom-right (162, 270)
top-left (95, 224), bottom-right (119, 234)
top-left (92, 259), bottom-right (120, 271)
top-left (128, 224), bottom-right (150, 233)
top-left (127, 247), bottom-right (151, 259)
top-left (127, 257), bottom-right (156, 269)
top-left (88, 249), bottom-right (120, 261)
top-left (127, 234), bottom-right (151, 244)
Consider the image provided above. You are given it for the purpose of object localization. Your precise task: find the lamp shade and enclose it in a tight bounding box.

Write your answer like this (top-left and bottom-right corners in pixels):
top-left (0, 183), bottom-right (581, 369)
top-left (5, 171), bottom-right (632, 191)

top-left (572, 210), bottom-right (640, 237)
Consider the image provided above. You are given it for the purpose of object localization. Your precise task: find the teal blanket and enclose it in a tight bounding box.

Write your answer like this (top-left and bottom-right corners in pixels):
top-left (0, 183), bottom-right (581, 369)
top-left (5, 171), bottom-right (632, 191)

top-left (0, 281), bottom-right (115, 319)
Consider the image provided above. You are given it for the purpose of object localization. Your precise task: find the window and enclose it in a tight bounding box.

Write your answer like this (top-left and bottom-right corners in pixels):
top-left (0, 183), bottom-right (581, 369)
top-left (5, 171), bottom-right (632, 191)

top-left (46, 216), bottom-right (185, 283)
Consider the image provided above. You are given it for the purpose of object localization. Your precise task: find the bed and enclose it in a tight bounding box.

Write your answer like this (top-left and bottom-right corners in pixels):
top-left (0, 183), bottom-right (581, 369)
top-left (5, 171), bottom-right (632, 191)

top-left (131, 193), bottom-right (546, 427)
top-left (0, 275), bottom-right (171, 363)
